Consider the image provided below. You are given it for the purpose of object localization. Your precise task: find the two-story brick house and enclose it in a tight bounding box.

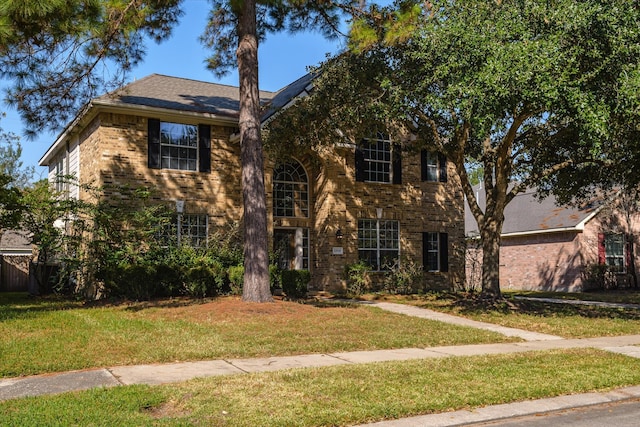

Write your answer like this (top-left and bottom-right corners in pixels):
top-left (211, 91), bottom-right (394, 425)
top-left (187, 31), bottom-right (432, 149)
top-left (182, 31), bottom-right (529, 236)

top-left (39, 73), bottom-right (465, 292)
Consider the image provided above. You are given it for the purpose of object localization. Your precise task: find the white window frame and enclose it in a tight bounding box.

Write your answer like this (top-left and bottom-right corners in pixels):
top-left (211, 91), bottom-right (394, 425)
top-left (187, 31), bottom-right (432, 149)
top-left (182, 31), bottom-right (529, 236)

top-left (358, 219), bottom-right (400, 271)
top-left (361, 132), bottom-right (393, 184)
top-left (605, 233), bottom-right (626, 273)
top-left (160, 214), bottom-right (209, 247)
top-left (425, 232), bottom-right (440, 272)
top-left (160, 122), bottom-right (198, 171)
top-left (273, 160), bottom-right (309, 218)
top-left (424, 151), bottom-right (439, 182)
top-left (54, 157), bottom-right (66, 193)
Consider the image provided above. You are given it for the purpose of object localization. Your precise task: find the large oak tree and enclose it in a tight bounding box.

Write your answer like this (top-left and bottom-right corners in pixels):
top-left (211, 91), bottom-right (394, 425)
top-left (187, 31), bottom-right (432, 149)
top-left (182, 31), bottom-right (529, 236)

top-left (266, 0), bottom-right (640, 298)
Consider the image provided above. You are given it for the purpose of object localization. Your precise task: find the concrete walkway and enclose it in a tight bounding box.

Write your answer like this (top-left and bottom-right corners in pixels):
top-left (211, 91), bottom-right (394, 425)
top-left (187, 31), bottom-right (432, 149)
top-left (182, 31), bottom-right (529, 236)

top-left (2, 299), bottom-right (640, 426)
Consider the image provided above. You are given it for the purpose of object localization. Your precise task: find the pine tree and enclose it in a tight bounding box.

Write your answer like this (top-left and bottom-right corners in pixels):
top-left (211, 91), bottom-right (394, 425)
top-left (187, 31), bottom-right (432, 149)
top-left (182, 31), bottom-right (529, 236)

top-left (0, 0), bottom-right (183, 137)
top-left (201, 0), bottom-right (364, 302)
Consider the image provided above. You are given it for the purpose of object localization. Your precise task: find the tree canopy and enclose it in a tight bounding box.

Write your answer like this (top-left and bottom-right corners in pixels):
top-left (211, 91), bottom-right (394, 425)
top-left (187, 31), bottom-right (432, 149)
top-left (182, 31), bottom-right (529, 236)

top-left (266, 0), bottom-right (640, 297)
top-left (0, 0), bottom-right (183, 137)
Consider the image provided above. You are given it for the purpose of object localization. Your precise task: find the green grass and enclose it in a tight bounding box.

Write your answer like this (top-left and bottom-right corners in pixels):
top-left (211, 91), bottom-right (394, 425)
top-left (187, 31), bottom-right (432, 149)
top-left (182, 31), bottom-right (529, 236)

top-left (2, 349), bottom-right (639, 426)
top-left (387, 292), bottom-right (640, 338)
top-left (0, 293), bottom-right (515, 378)
top-left (507, 289), bottom-right (640, 304)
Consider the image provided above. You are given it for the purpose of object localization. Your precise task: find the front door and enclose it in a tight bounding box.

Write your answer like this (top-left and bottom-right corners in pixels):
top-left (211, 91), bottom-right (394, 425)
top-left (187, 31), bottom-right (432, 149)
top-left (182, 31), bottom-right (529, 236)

top-left (274, 228), bottom-right (309, 270)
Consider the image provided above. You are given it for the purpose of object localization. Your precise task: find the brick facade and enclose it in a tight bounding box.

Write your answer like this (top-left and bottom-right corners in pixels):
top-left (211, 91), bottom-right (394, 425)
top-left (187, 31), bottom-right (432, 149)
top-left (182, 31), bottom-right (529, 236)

top-left (41, 75), bottom-right (466, 293)
top-left (466, 199), bottom-right (640, 292)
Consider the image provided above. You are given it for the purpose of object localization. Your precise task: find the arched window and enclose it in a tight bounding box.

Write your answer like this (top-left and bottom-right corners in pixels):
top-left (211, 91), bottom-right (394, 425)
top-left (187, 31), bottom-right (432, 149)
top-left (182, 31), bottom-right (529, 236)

top-left (273, 160), bottom-right (309, 217)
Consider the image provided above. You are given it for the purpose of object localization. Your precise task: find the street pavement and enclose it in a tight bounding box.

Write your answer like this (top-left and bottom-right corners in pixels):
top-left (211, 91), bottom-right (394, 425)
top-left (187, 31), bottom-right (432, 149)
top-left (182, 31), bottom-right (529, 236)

top-left (2, 298), bottom-right (640, 426)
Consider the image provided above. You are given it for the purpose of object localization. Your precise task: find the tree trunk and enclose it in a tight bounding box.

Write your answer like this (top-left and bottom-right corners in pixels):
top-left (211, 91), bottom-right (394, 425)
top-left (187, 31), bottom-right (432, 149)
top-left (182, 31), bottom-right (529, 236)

top-left (630, 239), bottom-right (638, 289)
top-left (237, 0), bottom-right (272, 303)
top-left (480, 218), bottom-right (503, 299)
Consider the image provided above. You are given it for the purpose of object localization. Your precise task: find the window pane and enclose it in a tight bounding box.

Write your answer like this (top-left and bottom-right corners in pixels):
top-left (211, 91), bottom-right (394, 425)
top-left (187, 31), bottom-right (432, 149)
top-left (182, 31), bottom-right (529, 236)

top-left (425, 152), bottom-right (438, 182)
top-left (273, 160), bottom-right (308, 217)
top-left (426, 232), bottom-right (439, 271)
top-left (358, 219), bottom-right (399, 271)
top-left (361, 134), bottom-right (392, 183)
top-left (159, 122), bottom-right (198, 171)
top-left (605, 234), bottom-right (625, 272)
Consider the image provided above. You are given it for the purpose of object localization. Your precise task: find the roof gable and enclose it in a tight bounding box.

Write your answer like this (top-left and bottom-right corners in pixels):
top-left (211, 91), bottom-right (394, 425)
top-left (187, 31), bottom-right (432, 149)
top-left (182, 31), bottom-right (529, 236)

top-left (465, 185), bottom-right (602, 237)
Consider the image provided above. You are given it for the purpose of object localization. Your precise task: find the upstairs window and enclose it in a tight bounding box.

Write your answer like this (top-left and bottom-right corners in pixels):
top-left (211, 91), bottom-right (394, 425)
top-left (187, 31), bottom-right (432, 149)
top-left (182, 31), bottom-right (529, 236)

top-left (421, 150), bottom-right (447, 182)
top-left (148, 119), bottom-right (211, 172)
top-left (54, 157), bottom-right (66, 193)
top-left (273, 160), bottom-right (309, 217)
top-left (355, 132), bottom-right (402, 184)
top-left (160, 122), bottom-right (198, 171)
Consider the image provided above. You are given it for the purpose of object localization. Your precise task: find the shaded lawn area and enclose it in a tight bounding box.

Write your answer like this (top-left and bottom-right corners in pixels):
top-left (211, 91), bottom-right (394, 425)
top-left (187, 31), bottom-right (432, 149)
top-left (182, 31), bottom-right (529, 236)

top-left (387, 292), bottom-right (640, 338)
top-left (2, 349), bottom-right (639, 426)
top-left (508, 289), bottom-right (640, 305)
top-left (0, 293), bottom-right (515, 378)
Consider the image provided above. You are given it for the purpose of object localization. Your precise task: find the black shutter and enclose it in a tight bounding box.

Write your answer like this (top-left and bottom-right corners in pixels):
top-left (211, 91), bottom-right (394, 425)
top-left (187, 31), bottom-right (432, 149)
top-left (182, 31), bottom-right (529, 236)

top-left (148, 118), bottom-right (161, 169)
top-left (439, 232), bottom-right (449, 272)
top-left (355, 143), bottom-right (366, 182)
top-left (438, 153), bottom-right (448, 183)
top-left (392, 144), bottom-right (402, 184)
top-left (420, 150), bottom-right (428, 181)
top-left (198, 124), bottom-right (211, 173)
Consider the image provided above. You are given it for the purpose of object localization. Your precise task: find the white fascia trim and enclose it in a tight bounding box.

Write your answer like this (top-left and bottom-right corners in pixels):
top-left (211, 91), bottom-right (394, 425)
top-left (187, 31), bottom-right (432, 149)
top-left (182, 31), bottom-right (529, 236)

top-left (0, 249), bottom-right (32, 256)
top-left (39, 104), bottom-right (92, 166)
top-left (501, 226), bottom-right (583, 238)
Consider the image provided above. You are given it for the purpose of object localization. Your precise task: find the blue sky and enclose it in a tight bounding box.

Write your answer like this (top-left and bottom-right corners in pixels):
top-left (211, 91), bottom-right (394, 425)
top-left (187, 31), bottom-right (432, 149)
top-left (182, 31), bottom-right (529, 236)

top-left (4, 0), bottom-right (351, 179)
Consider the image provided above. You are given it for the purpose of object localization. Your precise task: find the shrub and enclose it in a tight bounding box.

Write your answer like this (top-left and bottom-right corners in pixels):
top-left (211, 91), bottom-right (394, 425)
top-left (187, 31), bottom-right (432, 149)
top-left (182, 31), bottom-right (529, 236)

top-left (383, 259), bottom-right (424, 295)
top-left (343, 260), bottom-right (371, 297)
top-left (583, 264), bottom-right (618, 291)
top-left (269, 264), bottom-right (281, 293)
top-left (227, 265), bottom-right (244, 295)
top-left (281, 269), bottom-right (310, 299)
top-left (183, 258), bottom-right (226, 298)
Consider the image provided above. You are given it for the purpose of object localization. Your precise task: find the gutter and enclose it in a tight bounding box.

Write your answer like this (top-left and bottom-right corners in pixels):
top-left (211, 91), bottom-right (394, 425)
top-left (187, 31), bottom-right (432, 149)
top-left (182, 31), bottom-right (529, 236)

top-left (39, 100), bottom-right (240, 166)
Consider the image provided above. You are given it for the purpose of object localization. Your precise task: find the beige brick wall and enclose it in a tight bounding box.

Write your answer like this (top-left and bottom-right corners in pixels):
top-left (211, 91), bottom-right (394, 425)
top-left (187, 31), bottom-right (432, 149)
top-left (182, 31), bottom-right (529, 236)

top-left (70, 110), bottom-right (465, 292)
top-left (78, 112), bottom-right (243, 226)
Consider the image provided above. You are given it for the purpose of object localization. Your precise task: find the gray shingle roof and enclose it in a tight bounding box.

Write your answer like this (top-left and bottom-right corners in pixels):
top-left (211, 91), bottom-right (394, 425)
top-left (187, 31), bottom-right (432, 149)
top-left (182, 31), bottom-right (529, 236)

top-left (465, 185), bottom-right (601, 236)
top-left (95, 74), bottom-right (278, 118)
top-left (0, 230), bottom-right (32, 252)
top-left (262, 73), bottom-right (315, 122)
top-left (41, 73), bottom-right (315, 166)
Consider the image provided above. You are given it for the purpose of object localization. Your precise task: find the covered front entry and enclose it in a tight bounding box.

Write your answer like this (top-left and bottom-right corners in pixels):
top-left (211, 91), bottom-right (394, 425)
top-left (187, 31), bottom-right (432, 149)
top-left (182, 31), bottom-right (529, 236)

top-left (274, 228), bottom-right (309, 270)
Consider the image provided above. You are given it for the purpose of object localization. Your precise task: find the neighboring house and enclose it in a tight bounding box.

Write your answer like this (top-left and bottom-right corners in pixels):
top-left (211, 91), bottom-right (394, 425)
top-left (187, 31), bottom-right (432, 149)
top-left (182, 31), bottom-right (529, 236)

top-left (0, 230), bottom-right (32, 292)
top-left (39, 73), bottom-right (465, 292)
top-left (465, 185), bottom-right (640, 292)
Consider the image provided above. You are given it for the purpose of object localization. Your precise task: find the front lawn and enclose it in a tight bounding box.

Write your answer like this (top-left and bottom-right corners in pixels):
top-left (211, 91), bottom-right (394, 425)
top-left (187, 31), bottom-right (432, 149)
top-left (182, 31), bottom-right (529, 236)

top-left (2, 349), bottom-right (639, 426)
top-left (386, 292), bottom-right (640, 338)
top-left (0, 293), bottom-right (514, 378)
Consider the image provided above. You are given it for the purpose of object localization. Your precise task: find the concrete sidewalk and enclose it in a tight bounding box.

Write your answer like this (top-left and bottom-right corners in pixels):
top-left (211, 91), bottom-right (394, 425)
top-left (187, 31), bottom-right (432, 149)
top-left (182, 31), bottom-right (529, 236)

top-left (2, 300), bottom-right (640, 426)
